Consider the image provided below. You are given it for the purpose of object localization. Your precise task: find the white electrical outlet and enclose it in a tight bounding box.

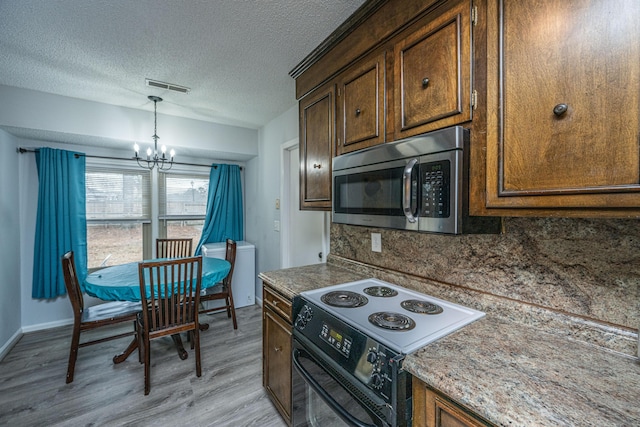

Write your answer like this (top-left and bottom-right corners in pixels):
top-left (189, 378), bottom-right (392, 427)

top-left (273, 220), bottom-right (280, 232)
top-left (371, 233), bottom-right (382, 252)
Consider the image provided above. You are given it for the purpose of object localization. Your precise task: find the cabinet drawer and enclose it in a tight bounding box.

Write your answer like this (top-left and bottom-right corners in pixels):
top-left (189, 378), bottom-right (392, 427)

top-left (263, 285), bottom-right (292, 323)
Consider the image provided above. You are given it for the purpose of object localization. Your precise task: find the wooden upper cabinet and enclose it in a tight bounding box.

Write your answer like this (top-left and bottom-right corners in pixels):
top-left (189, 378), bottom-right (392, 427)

top-left (336, 50), bottom-right (386, 155)
top-left (484, 0), bottom-right (640, 211)
top-left (299, 82), bottom-right (334, 210)
top-left (394, 0), bottom-right (472, 139)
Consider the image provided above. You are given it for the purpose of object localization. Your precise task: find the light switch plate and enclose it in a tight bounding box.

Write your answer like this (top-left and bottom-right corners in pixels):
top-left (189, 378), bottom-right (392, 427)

top-left (371, 233), bottom-right (381, 252)
top-left (273, 220), bottom-right (280, 232)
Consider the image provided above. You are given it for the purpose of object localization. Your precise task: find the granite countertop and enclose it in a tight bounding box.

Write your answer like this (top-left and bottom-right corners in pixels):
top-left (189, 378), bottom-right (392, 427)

top-left (404, 317), bottom-right (640, 426)
top-left (258, 263), bottom-right (366, 300)
top-left (259, 263), bottom-right (640, 427)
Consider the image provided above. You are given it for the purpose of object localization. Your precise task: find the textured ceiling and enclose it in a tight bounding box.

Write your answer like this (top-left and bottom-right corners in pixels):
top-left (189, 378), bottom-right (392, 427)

top-left (0, 0), bottom-right (366, 130)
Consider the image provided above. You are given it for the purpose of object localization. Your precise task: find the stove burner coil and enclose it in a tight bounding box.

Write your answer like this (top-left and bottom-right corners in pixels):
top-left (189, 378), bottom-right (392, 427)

top-left (401, 299), bottom-right (444, 315)
top-left (363, 286), bottom-right (398, 297)
top-left (368, 312), bottom-right (416, 331)
top-left (321, 291), bottom-right (368, 308)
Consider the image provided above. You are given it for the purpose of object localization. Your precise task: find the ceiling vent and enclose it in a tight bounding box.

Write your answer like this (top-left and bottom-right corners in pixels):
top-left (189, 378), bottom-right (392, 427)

top-left (145, 78), bottom-right (191, 94)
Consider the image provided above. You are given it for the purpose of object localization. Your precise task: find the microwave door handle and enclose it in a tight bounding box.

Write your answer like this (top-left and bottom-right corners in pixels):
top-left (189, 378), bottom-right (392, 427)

top-left (403, 158), bottom-right (418, 223)
top-left (292, 348), bottom-right (378, 427)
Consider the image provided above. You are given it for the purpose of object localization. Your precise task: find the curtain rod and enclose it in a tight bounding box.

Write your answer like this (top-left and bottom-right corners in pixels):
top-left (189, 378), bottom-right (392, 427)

top-left (16, 147), bottom-right (242, 170)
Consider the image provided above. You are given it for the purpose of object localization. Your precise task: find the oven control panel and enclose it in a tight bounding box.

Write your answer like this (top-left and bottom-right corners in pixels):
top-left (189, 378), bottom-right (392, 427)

top-left (320, 322), bottom-right (353, 357)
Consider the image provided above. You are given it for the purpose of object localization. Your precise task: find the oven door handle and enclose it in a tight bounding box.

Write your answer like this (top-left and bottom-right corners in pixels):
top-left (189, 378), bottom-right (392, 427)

top-left (292, 348), bottom-right (378, 427)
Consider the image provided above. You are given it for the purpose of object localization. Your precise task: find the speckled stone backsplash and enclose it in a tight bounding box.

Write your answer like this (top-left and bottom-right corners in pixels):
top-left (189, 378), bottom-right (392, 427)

top-left (330, 217), bottom-right (640, 333)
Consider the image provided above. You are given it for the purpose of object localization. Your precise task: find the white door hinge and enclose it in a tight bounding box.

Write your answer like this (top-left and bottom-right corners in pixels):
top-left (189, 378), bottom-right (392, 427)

top-left (471, 90), bottom-right (478, 110)
top-left (471, 6), bottom-right (478, 26)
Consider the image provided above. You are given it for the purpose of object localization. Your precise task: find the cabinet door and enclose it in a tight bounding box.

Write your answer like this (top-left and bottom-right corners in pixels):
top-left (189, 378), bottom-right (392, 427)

top-left (336, 50), bottom-right (386, 155)
top-left (413, 379), bottom-right (493, 427)
top-left (299, 82), bottom-right (334, 210)
top-left (485, 0), bottom-right (640, 210)
top-left (394, 0), bottom-right (472, 139)
top-left (263, 305), bottom-right (292, 423)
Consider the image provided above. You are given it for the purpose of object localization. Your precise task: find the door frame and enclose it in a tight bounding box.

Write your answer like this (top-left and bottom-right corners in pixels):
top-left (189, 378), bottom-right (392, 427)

top-left (280, 138), bottom-right (298, 268)
top-left (280, 138), bottom-right (330, 268)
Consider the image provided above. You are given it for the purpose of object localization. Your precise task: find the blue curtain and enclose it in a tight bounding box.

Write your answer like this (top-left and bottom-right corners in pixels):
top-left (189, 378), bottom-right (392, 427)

top-left (32, 148), bottom-right (87, 299)
top-left (195, 164), bottom-right (243, 255)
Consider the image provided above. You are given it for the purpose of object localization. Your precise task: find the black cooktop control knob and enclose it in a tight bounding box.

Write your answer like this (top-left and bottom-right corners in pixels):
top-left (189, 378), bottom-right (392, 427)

top-left (370, 372), bottom-right (384, 389)
top-left (366, 349), bottom-right (378, 364)
top-left (295, 305), bottom-right (313, 330)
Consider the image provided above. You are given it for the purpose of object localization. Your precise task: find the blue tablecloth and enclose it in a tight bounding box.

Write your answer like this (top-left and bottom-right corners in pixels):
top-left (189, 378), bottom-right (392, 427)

top-left (83, 257), bottom-right (231, 302)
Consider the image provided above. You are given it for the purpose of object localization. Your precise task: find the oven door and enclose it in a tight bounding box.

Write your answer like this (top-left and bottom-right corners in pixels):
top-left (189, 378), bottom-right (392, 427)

top-left (292, 337), bottom-right (392, 427)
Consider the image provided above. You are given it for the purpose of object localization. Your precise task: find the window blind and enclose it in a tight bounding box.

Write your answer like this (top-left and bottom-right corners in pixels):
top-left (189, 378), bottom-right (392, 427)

top-left (86, 166), bottom-right (151, 221)
top-left (158, 172), bottom-right (209, 219)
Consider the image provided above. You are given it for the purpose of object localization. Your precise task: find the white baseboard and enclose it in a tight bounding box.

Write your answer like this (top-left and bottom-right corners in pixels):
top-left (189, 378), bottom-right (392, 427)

top-left (21, 318), bottom-right (74, 334)
top-left (0, 329), bottom-right (22, 362)
top-left (1, 319), bottom-right (74, 361)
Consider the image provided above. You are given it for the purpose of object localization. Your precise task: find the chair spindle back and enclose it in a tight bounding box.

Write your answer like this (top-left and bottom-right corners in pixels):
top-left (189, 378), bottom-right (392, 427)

top-left (138, 256), bottom-right (202, 333)
top-left (156, 238), bottom-right (193, 259)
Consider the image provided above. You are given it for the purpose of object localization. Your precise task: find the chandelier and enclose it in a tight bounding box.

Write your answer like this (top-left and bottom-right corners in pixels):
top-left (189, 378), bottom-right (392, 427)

top-left (134, 95), bottom-right (175, 171)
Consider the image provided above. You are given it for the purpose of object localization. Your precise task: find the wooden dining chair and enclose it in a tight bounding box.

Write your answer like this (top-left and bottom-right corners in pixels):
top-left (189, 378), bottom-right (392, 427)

top-left (61, 251), bottom-right (141, 384)
top-left (137, 256), bottom-right (203, 395)
top-left (199, 239), bottom-right (237, 329)
top-left (156, 238), bottom-right (192, 258)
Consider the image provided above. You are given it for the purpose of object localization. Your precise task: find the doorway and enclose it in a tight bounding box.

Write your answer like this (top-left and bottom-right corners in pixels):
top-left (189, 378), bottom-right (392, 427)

top-left (280, 139), bottom-right (328, 268)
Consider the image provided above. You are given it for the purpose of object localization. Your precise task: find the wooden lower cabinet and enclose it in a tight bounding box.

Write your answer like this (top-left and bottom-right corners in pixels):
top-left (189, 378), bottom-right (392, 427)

top-left (262, 283), bottom-right (293, 425)
top-left (413, 378), bottom-right (494, 427)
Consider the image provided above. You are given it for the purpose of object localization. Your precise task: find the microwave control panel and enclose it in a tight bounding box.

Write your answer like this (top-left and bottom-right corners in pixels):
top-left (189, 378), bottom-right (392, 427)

top-left (421, 160), bottom-right (450, 218)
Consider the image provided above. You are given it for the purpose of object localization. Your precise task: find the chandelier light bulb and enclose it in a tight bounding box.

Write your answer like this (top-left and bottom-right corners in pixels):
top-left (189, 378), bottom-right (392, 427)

top-left (146, 147), bottom-right (152, 157)
top-left (170, 149), bottom-right (176, 158)
top-left (134, 143), bottom-right (139, 156)
top-left (161, 145), bottom-right (166, 154)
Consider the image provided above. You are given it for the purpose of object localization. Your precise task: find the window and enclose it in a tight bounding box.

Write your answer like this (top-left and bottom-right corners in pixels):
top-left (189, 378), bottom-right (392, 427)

top-left (86, 160), bottom-right (215, 268)
top-left (86, 165), bottom-right (151, 269)
top-left (158, 171), bottom-right (209, 244)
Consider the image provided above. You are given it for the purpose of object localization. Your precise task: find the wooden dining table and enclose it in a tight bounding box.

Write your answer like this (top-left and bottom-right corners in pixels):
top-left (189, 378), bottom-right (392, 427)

top-left (83, 256), bottom-right (231, 362)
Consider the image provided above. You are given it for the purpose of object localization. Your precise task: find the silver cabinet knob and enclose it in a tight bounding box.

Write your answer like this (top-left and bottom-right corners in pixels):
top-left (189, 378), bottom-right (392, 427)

top-left (553, 103), bottom-right (568, 116)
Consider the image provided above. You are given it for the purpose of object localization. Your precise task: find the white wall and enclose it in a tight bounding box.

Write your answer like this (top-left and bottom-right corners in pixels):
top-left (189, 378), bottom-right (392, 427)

top-left (0, 85), bottom-right (259, 161)
top-left (246, 105), bottom-right (298, 301)
top-left (0, 130), bottom-right (22, 356)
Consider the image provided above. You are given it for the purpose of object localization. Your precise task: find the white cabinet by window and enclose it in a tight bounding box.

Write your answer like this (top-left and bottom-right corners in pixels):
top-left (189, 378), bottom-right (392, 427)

top-left (201, 241), bottom-right (256, 308)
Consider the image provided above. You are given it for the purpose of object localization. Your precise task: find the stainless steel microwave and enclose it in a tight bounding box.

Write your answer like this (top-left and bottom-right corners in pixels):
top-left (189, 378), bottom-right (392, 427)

top-left (332, 126), bottom-right (498, 234)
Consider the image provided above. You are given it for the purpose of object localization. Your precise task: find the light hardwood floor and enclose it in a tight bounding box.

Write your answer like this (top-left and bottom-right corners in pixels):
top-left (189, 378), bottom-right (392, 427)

top-left (0, 304), bottom-right (287, 427)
